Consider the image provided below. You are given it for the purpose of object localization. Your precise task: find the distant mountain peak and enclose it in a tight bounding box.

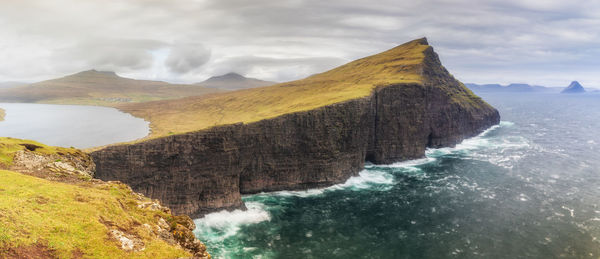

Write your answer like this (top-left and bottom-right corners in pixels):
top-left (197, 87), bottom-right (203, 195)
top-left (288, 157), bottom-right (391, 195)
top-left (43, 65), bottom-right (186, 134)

top-left (74, 69), bottom-right (119, 78)
top-left (197, 72), bottom-right (275, 91)
top-left (207, 72), bottom-right (245, 81)
top-left (562, 81), bottom-right (585, 94)
top-left (569, 81), bottom-right (582, 87)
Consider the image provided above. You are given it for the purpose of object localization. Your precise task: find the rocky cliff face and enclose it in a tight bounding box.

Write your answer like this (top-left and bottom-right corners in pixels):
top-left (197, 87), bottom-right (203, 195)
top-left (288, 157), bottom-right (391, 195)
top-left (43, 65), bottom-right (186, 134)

top-left (91, 40), bottom-right (500, 218)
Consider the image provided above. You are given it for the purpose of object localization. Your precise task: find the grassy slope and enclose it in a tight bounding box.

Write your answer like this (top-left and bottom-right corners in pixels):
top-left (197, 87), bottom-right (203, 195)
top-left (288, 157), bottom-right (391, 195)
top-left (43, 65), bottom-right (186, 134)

top-left (0, 70), bottom-right (222, 107)
top-left (0, 138), bottom-right (207, 258)
top-left (0, 108), bottom-right (4, 121)
top-left (0, 137), bottom-right (80, 166)
top-left (121, 39), bottom-right (430, 137)
top-left (0, 169), bottom-right (191, 258)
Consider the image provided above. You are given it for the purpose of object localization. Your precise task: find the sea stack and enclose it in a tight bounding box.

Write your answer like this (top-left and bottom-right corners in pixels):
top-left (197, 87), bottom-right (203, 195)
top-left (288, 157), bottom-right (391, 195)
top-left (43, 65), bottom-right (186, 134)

top-left (561, 81), bottom-right (586, 94)
top-left (91, 38), bottom-right (500, 217)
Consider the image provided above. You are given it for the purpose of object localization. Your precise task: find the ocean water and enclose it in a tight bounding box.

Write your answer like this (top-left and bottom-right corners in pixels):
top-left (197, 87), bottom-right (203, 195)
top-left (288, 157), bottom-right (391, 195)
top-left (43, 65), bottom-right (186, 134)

top-left (194, 93), bottom-right (600, 258)
top-left (0, 103), bottom-right (149, 148)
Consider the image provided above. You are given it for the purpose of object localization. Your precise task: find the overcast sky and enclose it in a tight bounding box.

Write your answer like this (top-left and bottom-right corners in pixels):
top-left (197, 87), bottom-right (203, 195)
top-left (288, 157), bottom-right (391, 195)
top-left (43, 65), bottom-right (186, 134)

top-left (1, 0), bottom-right (599, 87)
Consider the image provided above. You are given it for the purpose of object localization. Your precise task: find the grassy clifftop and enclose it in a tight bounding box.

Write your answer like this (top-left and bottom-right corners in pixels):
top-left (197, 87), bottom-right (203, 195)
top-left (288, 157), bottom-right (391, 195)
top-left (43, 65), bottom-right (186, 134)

top-left (0, 137), bottom-right (81, 166)
top-left (0, 138), bottom-right (210, 258)
top-left (120, 38), bottom-right (432, 137)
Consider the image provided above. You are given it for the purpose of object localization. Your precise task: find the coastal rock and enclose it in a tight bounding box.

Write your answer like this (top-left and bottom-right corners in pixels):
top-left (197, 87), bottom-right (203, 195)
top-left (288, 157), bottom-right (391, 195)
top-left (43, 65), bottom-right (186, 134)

top-left (91, 41), bottom-right (500, 217)
top-left (11, 149), bottom-right (95, 180)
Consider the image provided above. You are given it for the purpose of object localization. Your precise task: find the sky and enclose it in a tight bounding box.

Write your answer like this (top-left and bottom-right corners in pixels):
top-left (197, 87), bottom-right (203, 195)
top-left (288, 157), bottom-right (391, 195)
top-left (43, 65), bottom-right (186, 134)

top-left (0, 0), bottom-right (599, 87)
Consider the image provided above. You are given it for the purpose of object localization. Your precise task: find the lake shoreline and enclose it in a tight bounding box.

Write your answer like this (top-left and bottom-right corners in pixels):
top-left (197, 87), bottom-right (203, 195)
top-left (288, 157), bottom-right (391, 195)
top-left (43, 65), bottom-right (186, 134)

top-left (0, 103), bottom-right (149, 149)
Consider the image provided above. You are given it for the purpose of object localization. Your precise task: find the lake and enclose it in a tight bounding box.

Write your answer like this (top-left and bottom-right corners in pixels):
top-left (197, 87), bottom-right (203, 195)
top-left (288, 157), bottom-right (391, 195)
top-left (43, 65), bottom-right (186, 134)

top-left (0, 103), bottom-right (149, 148)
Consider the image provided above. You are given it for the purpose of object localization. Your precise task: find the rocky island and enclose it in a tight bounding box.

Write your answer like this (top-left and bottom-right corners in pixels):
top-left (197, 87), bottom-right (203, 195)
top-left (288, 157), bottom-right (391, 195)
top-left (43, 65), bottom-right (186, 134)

top-left (90, 38), bottom-right (500, 218)
top-left (561, 81), bottom-right (586, 94)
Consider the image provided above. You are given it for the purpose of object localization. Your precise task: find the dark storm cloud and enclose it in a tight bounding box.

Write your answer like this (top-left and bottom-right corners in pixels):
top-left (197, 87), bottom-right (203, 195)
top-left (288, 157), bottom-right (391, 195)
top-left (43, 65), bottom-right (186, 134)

top-left (0, 0), bottom-right (599, 86)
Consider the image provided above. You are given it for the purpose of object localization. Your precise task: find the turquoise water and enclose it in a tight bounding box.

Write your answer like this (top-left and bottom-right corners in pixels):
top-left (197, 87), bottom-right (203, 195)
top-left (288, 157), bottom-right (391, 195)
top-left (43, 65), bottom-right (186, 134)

top-left (0, 103), bottom-right (149, 148)
top-left (195, 93), bottom-right (600, 258)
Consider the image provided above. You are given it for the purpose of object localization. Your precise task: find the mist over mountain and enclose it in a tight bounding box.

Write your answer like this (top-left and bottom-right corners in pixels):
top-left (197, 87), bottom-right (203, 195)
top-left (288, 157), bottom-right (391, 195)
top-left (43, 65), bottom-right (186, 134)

top-left (0, 81), bottom-right (28, 89)
top-left (466, 83), bottom-right (561, 93)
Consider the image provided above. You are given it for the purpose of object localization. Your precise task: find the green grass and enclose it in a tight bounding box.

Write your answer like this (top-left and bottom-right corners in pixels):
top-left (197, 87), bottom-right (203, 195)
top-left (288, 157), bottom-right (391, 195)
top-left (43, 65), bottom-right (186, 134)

top-left (0, 169), bottom-right (193, 258)
top-left (0, 137), bottom-right (81, 166)
top-left (120, 38), bottom-right (430, 138)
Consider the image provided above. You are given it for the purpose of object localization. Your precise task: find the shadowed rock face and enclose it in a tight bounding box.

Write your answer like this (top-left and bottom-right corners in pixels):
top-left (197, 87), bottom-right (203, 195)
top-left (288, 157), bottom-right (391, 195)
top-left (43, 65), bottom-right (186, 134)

top-left (91, 40), bottom-right (500, 217)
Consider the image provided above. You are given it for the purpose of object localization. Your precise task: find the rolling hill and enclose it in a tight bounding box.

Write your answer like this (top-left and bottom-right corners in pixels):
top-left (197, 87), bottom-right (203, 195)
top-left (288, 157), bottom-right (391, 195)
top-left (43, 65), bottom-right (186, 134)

top-left (0, 70), bottom-right (222, 106)
top-left (195, 72), bottom-right (275, 90)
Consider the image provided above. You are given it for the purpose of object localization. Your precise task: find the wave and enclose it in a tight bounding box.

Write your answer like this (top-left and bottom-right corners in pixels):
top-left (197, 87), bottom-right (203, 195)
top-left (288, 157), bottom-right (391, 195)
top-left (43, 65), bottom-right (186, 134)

top-left (252, 169), bottom-right (396, 199)
top-left (193, 202), bottom-right (271, 241)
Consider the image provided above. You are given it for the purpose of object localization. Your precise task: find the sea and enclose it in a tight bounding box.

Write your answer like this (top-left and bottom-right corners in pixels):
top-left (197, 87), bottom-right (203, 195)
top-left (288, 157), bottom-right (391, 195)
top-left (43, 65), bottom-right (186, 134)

top-left (193, 92), bottom-right (600, 258)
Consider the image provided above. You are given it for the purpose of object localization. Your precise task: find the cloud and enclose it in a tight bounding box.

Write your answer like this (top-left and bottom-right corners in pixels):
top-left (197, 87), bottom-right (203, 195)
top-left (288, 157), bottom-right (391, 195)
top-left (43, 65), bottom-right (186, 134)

top-left (207, 56), bottom-right (347, 82)
top-left (0, 0), bottom-right (599, 86)
top-left (53, 39), bottom-right (166, 73)
top-left (165, 44), bottom-right (211, 74)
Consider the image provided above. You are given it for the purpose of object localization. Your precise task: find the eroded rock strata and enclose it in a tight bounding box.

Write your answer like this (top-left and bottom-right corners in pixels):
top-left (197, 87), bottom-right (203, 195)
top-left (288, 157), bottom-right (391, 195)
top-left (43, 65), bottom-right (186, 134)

top-left (91, 40), bottom-right (500, 217)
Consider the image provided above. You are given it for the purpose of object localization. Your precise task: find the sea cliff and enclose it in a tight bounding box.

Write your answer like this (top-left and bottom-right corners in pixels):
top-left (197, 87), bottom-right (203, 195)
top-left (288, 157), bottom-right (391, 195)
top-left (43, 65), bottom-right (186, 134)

top-left (91, 38), bottom-right (500, 217)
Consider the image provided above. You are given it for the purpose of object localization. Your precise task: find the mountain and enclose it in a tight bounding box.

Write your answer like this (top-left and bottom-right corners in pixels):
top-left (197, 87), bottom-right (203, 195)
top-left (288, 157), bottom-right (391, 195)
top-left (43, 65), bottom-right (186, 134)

top-left (561, 81), bottom-right (586, 94)
top-left (0, 81), bottom-right (28, 89)
top-left (92, 38), bottom-right (500, 217)
top-left (195, 72), bottom-right (275, 90)
top-left (466, 83), bottom-right (555, 93)
top-left (0, 70), bottom-right (222, 106)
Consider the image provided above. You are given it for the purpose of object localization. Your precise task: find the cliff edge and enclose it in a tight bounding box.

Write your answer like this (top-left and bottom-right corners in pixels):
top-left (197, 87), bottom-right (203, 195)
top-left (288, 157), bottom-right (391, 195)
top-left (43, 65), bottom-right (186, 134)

top-left (0, 137), bottom-right (210, 258)
top-left (91, 38), bottom-right (500, 217)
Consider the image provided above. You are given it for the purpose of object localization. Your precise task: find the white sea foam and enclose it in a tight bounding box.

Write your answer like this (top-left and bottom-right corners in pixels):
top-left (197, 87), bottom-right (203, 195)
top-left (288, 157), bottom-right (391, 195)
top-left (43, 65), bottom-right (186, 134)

top-left (331, 169), bottom-right (395, 190)
top-left (262, 169), bottom-right (396, 198)
top-left (368, 157), bottom-right (437, 169)
top-left (194, 202), bottom-right (271, 241)
top-left (423, 121), bottom-right (530, 169)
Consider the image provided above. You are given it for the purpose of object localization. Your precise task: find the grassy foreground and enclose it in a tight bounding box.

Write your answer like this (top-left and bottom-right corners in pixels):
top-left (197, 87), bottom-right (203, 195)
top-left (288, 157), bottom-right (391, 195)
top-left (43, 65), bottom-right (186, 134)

top-left (121, 38), bottom-right (430, 137)
top-left (0, 137), bottom-right (209, 258)
top-left (0, 170), bottom-right (193, 258)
